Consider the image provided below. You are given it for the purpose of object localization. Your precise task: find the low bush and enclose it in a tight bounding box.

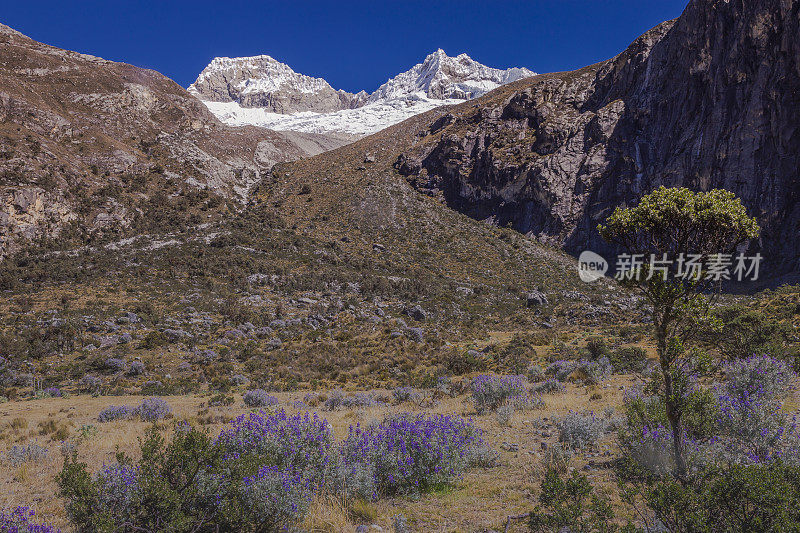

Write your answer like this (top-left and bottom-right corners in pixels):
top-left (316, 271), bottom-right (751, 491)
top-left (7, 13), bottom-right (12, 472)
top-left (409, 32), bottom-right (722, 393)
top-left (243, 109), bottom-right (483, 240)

top-left (127, 361), bottom-right (145, 376)
top-left (533, 378), bottom-right (566, 395)
top-left (243, 389), bottom-right (279, 408)
top-left (609, 346), bottom-right (648, 373)
top-left (340, 413), bottom-right (483, 496)
top-left (528, 468), bottom-right (615, 532)
top-left (392, 386), bottom-right (418, 404)
top-left (324, 390), bottom-right (379, 410)
top-left (545, 360), bottom-right (577, 381)
top-left (0, 506), bottom-right (60, 533)
top-left (575, 357), bottom-right (613, 385)
top-left (6, 442), bottom-right (48, 466)
top-left (557, 411), bottom-right (606, 449)
top-left (636, 462), bottom-right (800, 532)
top-left (496, 405), bottom-right (514, 426)
top-left (134, 397), bottom-right (171, 421)
top-left (470, 374), bottom-right (527, 412)
top-left (97, 405), bottom-right (134, 423)
top-left (584, 337), bottom-right (612, 360)
top-left (104, 358), bottom-right (126, 373)
top-left (215, 409), bottom-right (332, 482)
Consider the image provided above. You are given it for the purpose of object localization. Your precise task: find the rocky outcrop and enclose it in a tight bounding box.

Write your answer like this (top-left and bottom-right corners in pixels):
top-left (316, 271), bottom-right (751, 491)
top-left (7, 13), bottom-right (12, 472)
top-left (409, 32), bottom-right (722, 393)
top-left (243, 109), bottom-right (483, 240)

top-left (0, 24), bottom-right (349, 255)
top-left (395, 0), bottom-right (800, 276)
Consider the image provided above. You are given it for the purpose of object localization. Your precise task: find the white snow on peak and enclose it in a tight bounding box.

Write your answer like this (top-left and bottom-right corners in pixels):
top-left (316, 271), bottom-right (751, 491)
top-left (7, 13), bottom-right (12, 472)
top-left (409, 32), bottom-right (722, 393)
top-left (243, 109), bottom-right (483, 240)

top-left (369, 49), bottom-right (535, 103)
top-left (203, 96), bottom-right (466, 137)
top-left (191, 50), bottom-right (536, 137)
top-left (189, 55), bottom-right (337, 97)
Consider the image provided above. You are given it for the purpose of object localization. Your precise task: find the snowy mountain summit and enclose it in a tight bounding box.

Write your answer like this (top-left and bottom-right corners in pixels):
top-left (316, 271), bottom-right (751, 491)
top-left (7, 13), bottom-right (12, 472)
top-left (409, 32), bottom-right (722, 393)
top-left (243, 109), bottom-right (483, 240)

top-left (190, 50), bottom-right (535, 137)
top-left (188, 55), bottom-right (367, 114)
top-left (369, 49), bottom-right (534, 102)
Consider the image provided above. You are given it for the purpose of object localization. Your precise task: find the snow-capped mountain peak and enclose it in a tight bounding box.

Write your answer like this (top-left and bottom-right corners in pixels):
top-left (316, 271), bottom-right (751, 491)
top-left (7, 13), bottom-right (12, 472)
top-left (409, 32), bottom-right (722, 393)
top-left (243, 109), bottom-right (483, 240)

top-left (190, 50), bottom-right (535, 137)
top-left (368, 49), bottom-right (536, 102)
top-left (188, 55), bottom-right (366, 113)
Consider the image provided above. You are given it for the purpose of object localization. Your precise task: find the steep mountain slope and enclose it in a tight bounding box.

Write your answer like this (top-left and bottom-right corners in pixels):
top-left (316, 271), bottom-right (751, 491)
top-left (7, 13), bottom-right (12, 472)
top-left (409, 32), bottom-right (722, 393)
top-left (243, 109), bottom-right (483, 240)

top-left (0, 23), bottom-right (348, 256)
top-left (385, 0), bottom-right (800, 277)
top-left (191, 50), bottom-right (535, 137)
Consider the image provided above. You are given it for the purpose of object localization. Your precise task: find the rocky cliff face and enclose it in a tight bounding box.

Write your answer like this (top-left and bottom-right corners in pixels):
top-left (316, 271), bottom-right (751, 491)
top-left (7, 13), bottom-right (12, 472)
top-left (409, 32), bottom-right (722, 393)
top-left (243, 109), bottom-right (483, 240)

top-left (0, 24), bottom-right (348, 255)
top-left (395, 0), bottom-right (800, 276)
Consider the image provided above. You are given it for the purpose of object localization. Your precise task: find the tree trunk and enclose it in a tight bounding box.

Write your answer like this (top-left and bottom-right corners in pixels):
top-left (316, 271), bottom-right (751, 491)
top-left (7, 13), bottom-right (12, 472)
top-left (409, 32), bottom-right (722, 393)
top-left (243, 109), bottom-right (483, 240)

top-left (657, 321), bottom-right (687, 480)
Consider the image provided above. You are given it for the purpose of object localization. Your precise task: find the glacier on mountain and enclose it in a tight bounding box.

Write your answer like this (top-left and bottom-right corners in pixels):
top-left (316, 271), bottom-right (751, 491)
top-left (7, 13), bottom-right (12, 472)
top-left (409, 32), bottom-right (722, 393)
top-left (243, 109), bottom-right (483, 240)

top-left (190, 49), bottom-right (535, 137)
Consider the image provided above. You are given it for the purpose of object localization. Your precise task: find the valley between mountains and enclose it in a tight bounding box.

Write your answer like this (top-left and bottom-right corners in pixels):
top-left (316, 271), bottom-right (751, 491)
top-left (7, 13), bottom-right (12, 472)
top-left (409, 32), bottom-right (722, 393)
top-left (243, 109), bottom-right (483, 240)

top-left (1, 0), bottom-right (800, 531)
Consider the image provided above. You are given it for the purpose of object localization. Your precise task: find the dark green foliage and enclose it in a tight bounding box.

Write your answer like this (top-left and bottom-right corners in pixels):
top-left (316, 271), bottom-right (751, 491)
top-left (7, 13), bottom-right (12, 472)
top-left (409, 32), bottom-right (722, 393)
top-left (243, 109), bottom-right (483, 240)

top-left (585, 337), bottom-right (612, 360)
top-left (710, 305), bottom-right (791, 360)
top-left (528, 468), bottom-right (617, 532)
top-left (636, 462), bottom-right (800, 532)
top-left (609, 346), bottom-right (647, 373)
top-left (622, 384), bottom-right (719, 443)
top-left (58, 425), bottom-right (225, 532)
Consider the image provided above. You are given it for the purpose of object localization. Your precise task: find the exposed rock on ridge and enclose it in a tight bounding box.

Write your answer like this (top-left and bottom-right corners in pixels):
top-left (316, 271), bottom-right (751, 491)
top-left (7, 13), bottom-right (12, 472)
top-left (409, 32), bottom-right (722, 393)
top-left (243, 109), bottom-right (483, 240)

top-left (0, 23), bottom-right (348, 255)
top-left (394, 0), bottom-right (800, 276)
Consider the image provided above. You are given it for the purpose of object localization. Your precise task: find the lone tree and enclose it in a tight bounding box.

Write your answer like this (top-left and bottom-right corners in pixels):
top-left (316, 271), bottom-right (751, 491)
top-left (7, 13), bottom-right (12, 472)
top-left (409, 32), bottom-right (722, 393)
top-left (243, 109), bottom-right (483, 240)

top-left (599, 187), bottom-right (759, 478)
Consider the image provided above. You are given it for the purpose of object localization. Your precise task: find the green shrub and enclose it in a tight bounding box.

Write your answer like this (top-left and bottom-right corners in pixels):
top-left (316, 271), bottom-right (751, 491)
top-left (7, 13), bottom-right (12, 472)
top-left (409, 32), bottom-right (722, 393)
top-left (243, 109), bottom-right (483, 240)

top-left (609, 346), bottom-right (648, 373)
top-left (637, 462), bottom-right (800, 532)
top-left (710, 305), bottom-right (791, 360)
top-left (585, 337), bottom-right (612, 360)
top-left (528, 468), bottom-right (616, 532)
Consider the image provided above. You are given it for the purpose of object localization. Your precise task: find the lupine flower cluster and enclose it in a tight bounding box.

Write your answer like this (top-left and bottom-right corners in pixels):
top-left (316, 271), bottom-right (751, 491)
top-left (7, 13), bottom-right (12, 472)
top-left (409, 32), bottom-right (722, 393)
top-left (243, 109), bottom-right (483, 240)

top-left (43, 387), bottom-right (62, 398)
top-left (96, 463), bottom-right (140, 517)
top-left (62, 409), bottom-right (489, 532)
top-left (97, 405), bottom-right (135, 422)
top-left (711, 386), bottom-right (796, 464)
top-left (623, 355), bottom-right (800, 474)
top-left (240, 465), bottom-right (315, 530)
top-left (470, 374), bottom-right (528, 412)
top-left (215, 409), bottom-right (333, 482)
top-left (134, 397), bottom-right (171, 421)
top-left (721, 355), bottom-right (795, 402)
top-left (0, 506), bottom-right (60, 533)
top-left (243, 389), bottom-right (279, 408)
top-left (6, 443), bottom-right (48, 466)
top-left (557, 411), bottom-right (607, 449)
top-left (339, 413), bottom-right (483, 496)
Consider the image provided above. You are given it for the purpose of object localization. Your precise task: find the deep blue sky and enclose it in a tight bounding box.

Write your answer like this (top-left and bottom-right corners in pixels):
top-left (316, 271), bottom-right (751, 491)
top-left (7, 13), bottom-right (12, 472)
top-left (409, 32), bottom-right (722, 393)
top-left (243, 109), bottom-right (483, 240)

top-left (3, 1), bottom-right (689, 92)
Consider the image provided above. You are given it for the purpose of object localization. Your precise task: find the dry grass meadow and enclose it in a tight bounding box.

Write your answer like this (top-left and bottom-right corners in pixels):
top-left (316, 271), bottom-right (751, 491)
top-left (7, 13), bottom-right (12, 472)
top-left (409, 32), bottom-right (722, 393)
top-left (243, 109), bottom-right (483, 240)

top-left (0, 376), bottom-right (634, 532)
